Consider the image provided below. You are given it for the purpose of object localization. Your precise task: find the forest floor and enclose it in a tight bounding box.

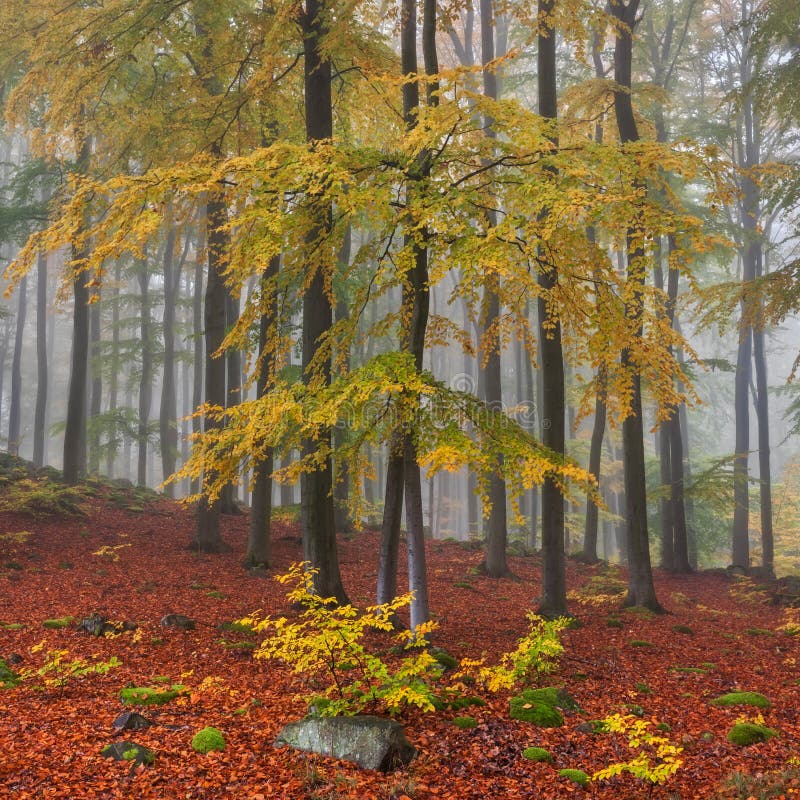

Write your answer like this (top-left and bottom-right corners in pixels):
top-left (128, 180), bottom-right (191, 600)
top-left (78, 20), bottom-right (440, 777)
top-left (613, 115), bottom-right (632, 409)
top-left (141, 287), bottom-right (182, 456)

top-left (1, 483), bottom-right (800, 799)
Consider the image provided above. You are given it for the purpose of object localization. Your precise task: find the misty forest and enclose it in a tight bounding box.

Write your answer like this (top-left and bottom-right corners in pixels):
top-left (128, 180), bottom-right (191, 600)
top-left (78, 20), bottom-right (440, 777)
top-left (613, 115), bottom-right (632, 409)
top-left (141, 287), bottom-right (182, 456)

top-left (1, 0), bottom-right (799, 798)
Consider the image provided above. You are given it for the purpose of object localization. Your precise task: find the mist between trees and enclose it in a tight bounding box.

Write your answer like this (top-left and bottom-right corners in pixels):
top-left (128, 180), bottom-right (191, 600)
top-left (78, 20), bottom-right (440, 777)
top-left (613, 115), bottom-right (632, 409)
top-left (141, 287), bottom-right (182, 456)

top-left (0, 0), bottom-right (799, 617)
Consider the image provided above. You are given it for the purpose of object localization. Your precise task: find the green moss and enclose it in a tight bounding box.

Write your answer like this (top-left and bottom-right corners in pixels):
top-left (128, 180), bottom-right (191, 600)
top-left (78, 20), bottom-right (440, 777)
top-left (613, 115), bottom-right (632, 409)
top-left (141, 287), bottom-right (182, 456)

top-left (0, 659), bottom-right (20, 688)
top-left (625, 704), bottom-right (645, 717)
top-left (449, 695), bottom-right (486, 711)
top-left (510, 688), bottom-right (566, 727)
top-left (624, 606), bottom-right (657, 620)
top-left (635, 682), bottom-right (651, 694)
top-left (191, 726), bottom-right (226, 753)
top-left (522, 746), bottom-right (553, 763)
top-left (559, 768), bottom-right (590, 787)
top-left (744, 627), bottom-right (774, 637)
top-left (430, 648), bottom-right (458, 670)
top-left (629, 639), bottom-right (654, 648)
top-left (120, 684), bottom-right (188, 706)
top-left (452, 716), bottom-right (478, 729)
top-left (727, 723), bottom-right (778, 746)
top-left (672, 624), bottom-right (694, 635)
top-left (42, 616), bottom-right (76, 629)
top-left (671, 666), bottom-right (707, 674)
top-left (205, 590), bottom-right (225, 600)
top-left (453, 581), bottom-right (474, 590)
top-left (0, 622), bottom-right (24, 630)
top-left (606, 618), bottom-right (623, 628)
top-left (711, 691), bottom-right (771, 709)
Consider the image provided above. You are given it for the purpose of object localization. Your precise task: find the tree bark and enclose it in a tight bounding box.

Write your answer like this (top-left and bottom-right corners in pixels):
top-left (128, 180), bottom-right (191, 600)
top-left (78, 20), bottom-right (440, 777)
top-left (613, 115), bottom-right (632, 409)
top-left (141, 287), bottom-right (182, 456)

top-left (136, 257), bottom-right (152, 487)
top-left (88, 287), bottom-right (102, 475)
top-left (536, 0), bottom-right (568, 616)
top-left (33, 252), bottom-right (47, 468)
top-left (300, 0), bottom-right (348, 602)
top-left (612, 0), bottom-right (662, 611)
top-left (8, 275), bottom-right (26, 457)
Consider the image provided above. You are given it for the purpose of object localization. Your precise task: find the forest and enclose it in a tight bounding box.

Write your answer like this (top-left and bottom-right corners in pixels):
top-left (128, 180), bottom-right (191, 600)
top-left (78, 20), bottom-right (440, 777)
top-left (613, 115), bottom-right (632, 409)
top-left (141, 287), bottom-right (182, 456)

top-left (0, 0), bottom-right (799, 797)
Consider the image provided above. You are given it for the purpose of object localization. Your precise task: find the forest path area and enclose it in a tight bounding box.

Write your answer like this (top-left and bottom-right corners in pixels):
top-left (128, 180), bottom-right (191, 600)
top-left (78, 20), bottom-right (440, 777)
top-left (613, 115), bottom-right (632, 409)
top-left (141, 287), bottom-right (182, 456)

top-left (1, 490), bottom-right (799, 799)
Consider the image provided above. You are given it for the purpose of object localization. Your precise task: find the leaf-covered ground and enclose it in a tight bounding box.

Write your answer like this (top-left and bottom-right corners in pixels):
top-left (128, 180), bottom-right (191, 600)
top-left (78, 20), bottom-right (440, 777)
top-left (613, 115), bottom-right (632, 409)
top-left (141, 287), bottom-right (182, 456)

top-left (1, 492), bottom-right (799, 799)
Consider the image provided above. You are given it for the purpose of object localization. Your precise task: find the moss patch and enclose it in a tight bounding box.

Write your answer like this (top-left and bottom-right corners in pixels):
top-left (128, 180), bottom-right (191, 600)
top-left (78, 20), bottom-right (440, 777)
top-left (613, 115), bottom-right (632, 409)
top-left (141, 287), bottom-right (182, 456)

top-left (522, 746), bottom-right (553, 763)
top-left (559, 768), bottom-right (590, 787)
top-left (191, 726), bottom-right (226, 753)
top-left (727, 723), bottom-right (778, 746)
top-left (509, 687), bottom-right (573, 727)
top-left (0, 658), bottom-right (20, 688)
top-left (629, 639), bottom-right (654, 648)
top-left (120, 684), bottom-right (188, 706)
top-left (452, 716), bottom-right (478, 729)
top-left (672, 624), bottom-right (694, 635)
top-left (42, 616), bottom-right (76, 629)
top-left (711, 691), bottom-right (770, 709)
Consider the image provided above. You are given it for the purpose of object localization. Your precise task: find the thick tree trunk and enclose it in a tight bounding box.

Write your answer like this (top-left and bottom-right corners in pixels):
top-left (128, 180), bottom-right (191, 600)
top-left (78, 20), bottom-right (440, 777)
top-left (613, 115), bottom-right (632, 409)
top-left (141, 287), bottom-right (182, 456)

top-left (613, 0), bottom-right (662, 611)
top-left (582, 370), bottom-right (605, 563)
top-left (377, 438), bottom-right (405, 605)
top-left (33, 252), bottom-right (47, 468)
top-left (8, 275), bottom-right (26, 457)
top-left (536, 0), bottom-right (567, 616)
top-left (300, 0), bottom-right (348, 602)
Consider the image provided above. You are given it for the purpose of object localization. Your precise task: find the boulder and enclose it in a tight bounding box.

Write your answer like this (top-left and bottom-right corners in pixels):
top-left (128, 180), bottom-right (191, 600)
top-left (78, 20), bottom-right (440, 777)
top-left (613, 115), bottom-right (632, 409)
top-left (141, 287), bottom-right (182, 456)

top-left (275, 715), bottom-right (417, 772)
top-left (160, 614), bottom-right (195, 630)
top-left (101, 741), bottom-right (155, 767)
top-left (112, 711), bottom-right (152, 732)
top-left (78, 613), bottom-right (136, 636)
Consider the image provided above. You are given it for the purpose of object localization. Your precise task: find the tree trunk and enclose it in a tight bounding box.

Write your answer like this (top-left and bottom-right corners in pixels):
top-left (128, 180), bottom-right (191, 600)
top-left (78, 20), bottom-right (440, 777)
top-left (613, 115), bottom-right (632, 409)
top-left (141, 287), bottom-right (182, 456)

top-left (246, 254), bottom-right (280, 568)
top-left (63, 266), bottom-right (90, 483)
top-left (106, 261), bottom-right (121, 478)
top-left (300, 0), bottom-right (348, 602)
top-left (137, 258), bottom-right (152, 487)
top-left (88, 288), bottom-right (102, 475)
top-left (191, 223), bottom-right (205, 496)
top-left (334, 226), bottom-right (353, 532)
top-left (612, 0), bottom-right (662, 611)
top-left (194, 190), bottom-right (229, 553)
top-left (536, 0), bottom-right (567, 617)
top-left (159, 218), bottom-right (181, 496)
top-left (8, 275), bottom-right (26, 457)
top-left (220, 286), bottom-right (242, 513)
top-left (33, 252), bottom-right (47, 468)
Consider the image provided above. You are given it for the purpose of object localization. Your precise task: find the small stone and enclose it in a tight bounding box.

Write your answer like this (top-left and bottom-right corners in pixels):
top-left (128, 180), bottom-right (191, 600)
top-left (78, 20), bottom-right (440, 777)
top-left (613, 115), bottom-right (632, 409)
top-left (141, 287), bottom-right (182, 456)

top-left (113, 711), bottom-right (152, 732)
top-left (160, 614), bottom-right (195, 630)
top-left (101, 741), bottom-right (155, 766)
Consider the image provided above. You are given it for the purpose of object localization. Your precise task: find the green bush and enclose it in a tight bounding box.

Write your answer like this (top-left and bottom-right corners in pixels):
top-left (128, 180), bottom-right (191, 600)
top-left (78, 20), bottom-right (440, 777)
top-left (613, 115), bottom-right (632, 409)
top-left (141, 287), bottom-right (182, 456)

top-left (191, 726), bottom-right (226, 753)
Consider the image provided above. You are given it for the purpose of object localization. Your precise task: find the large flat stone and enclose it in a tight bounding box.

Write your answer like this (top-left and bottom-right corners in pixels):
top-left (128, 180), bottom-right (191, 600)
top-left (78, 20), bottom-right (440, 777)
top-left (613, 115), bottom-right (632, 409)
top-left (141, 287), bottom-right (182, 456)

top-left (275, 715), bottom-right (417, 772)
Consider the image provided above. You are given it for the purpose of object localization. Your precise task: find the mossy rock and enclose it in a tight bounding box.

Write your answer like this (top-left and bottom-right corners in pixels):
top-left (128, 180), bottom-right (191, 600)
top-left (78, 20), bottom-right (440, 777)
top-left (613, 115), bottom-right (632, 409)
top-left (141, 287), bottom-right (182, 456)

top-left (522, 746), bottom-right (553, 763)
top-left (576, 719), bottom-right (607, 735)
top-left (520, 686), bottom-right (582, 712)
top-left (672, 624), bottom-right (694, 635)
top-left (0, 659), bottom-right (20, 688)
top-left (510, 688), bottom-right (566, 727)
top-left (120, 684), bottom-right (188, 706)
top-left (101, 741), bottom-right (155, 766)
top-left (430, 647), bottom-right (458, 670)
top-left (191, 726), bottom-right (226, 753)
top-left (606, 618), bottom-right (623, 629)
top-left (449, 695), bottom-right (486, 711)
top-left (625, 704), bottom-right (645, 717)
top-left (727, 722), bottom-right (778, 746)
top-left (452, 716), bottom-right (478, 729)
top-left (42, 616), bottom-right (76, 629)
top-left (559, 768), bottom-right (590, 787)
top-left (711, 691), bottom-right (770, 709)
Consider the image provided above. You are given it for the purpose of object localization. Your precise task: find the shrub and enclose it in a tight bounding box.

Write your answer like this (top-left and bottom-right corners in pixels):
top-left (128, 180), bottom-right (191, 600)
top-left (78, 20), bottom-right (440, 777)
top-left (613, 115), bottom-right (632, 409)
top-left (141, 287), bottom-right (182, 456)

top-left (593, 714), bottom-right (683, 785)
top-left (240, 563), bottom-right (442, 717)
top-left (20, 643), bottom-right (120, 696)
top-left (191, 726), bottom-right (226, 753)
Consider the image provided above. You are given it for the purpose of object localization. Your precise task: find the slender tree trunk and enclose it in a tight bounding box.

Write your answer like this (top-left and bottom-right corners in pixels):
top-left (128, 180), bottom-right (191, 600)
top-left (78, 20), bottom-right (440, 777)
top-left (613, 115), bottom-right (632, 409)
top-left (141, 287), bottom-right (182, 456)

top-left (334, 226), bottom-right (353, 532)
top-left (33, 252), bottom-right (48, 468)
top-left (194, 189), bottom-right (229, 553)
top-left (136, 258), bottom-right (151, 487)
top-left (8, 275), bottom-right (26, 457)
top-left (106, 261), bottom-right (121, 478)
top-left (612, 0), bottom-right (662, 611)
top-left (536, 0), bottom-right (567, 616)
top-left (220, 286), bottom-right (242, 513)
top-left (246, 254), bottom-right (280, 568)
top-left (88, 289), bottom-right (102, 475)
top-left (300, 0), bottom-right (348, 601)
top-left (159, 218), bottom-right (181, 496)
top-left (191, 224), bottom-right (204, 496)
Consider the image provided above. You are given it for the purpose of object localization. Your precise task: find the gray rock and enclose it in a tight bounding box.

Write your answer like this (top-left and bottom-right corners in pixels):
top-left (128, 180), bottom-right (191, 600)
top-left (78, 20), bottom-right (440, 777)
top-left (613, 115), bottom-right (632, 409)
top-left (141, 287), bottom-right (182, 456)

top-left (101, 741), bottom-right (155, 767)
top-left (112, 711), bottom-right (151, 732)
top-left (160, 614), bottom-right (195, 630)
top-left (275, 715), bottom-right (417, 772)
